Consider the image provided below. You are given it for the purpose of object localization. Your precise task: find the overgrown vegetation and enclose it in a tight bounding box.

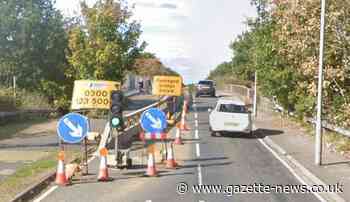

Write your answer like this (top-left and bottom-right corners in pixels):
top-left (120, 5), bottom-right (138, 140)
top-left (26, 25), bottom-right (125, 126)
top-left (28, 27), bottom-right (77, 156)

top-left (209, 0), bottom-right (350, 127)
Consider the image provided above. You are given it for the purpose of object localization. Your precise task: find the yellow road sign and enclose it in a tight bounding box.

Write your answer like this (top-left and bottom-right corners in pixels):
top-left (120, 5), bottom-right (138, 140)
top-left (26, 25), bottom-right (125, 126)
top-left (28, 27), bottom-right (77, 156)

top-left (71, 80), bottom-right (121, 110)
top-left (152, 76), bottom-right (182, 96)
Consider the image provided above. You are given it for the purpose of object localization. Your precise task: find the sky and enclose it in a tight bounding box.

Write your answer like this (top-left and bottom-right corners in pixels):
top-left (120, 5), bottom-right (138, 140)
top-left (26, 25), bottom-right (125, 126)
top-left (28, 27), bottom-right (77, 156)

top-left (55, 0), bottom-right (256, 84)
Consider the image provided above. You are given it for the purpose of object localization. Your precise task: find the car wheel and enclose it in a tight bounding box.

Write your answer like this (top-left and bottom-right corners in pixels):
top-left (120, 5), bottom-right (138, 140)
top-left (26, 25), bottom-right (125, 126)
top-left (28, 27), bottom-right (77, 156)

top-left (195, 93), bottom-right (199, 97)
top-left (211, 131), bottom-right (220, 137)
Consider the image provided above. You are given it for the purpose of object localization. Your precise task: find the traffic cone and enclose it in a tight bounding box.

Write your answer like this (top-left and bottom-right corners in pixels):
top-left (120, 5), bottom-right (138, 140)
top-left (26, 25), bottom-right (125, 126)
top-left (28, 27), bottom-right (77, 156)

top-left (174, 126), bottom-right (183, 145)
top-left (146, 145), bottom-right (157, 177)
top-left (55, 151), bottom-right (68, 186)
top-left (166, 143), bottom-right (178, 169)
top-left (98, 148), bottom-right (110, 181)
top-left (179, 101), bottom-right (190, 131)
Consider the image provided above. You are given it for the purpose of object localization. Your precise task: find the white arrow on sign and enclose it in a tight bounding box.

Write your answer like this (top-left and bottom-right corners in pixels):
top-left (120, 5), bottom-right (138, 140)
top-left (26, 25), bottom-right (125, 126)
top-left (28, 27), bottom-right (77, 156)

top-left (145, 112), bottom-right (162, 129)
top-left (63, 118), bottom-right (83, 138)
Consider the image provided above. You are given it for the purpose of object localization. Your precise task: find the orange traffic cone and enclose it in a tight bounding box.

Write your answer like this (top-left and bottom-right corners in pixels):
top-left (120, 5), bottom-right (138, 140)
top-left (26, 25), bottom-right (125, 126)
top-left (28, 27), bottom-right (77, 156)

top-left (55, 151), bottom-right (68, 186)
top-left (179, 101), bottom-right (190, 131)
top-left (146, 145), bottom-right (157, 177)
top-left (166, 143), bottom-right (178, 169)
top-left (98, 148), bottom-right (110, 181)
top-left (174, 127), bottom-right (183, 145)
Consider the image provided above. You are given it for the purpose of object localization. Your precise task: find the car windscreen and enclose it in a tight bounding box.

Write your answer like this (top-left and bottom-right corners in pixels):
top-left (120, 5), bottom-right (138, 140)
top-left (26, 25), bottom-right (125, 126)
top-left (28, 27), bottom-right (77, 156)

top-left (198, 81), bottom-right (213, 86)
top-left (218, 104), bottom-right (247, 113)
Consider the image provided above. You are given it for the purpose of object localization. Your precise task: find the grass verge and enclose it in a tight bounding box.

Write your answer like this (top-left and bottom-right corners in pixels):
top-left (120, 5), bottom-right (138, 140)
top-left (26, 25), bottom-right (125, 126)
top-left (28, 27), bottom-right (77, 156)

top-left (0, 150), bottom-right (81, 202)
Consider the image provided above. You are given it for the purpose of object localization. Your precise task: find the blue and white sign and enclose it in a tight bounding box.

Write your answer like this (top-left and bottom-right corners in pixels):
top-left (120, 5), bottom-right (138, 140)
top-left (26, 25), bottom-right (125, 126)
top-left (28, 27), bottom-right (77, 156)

top-left (140, 108), bottom-right (167, 133)
top-left (57, 113), bottom-right (89, 143)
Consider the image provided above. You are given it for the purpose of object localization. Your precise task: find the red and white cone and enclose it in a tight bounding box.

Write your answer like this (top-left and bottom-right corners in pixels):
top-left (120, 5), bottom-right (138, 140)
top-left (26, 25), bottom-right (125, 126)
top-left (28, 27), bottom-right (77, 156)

top-left (166, 143), bottom-right (178, 169)
top-left (98, 148), bottom-right (109, 181)
top-left (174, 127), bottom-right (183, 145)
top-left (179, 102), bottom-right (190, 131)
top-left (55, 151), bottom-right (68, 186)
top-left (146, 150), bottom-right (157, 177)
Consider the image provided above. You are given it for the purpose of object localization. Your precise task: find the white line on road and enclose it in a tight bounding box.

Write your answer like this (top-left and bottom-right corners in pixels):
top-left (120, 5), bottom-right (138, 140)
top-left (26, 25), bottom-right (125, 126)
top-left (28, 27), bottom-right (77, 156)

top-left (257, 138), bottom-right (326, 202)
top-left (195, 113), bottom-right (198, 119)
top-left (196, 143), bottom-right (201, 157)
top-left (145, 200), bottom-right (152, 202)
top-left (195, 120), bottom-right (198, 127)
top-left (197, 164), bottom-right (203, 185)
top-left (195, 129), bottom-right (199, 139)
top-left (33, 186), bottom-right (58, 202)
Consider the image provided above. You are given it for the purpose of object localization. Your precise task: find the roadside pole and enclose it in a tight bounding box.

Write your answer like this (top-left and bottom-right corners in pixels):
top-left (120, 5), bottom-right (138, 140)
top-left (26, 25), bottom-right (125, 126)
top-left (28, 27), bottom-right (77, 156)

top-left (253, 71), bottom-right (257, 117)
top-left (13, 76), bottom-right (16, 107)
top-left (315, 0), bottom-right (326, 166)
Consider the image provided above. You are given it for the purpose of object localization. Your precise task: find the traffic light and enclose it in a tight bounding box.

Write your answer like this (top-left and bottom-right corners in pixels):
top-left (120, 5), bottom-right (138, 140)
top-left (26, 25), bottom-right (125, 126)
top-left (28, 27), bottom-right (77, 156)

top-left (110, 90), bottom-right (124, 129)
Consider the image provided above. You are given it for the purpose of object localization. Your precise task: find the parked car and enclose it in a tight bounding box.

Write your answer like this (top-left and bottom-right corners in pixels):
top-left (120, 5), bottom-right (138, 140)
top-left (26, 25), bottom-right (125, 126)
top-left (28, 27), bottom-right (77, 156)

top-left (196, 80), bottom-right (216, 97)
top-left (209, 98), bottom-right (252, 136)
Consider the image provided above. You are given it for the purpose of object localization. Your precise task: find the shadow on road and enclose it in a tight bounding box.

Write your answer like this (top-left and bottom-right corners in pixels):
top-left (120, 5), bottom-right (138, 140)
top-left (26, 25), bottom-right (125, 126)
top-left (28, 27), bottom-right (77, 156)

top-left (181, 161), bottom-right (233, 169)
top-left (215, 128), bottom-right (283, 139)
top-left (184, 156), bottom-right (228, 162)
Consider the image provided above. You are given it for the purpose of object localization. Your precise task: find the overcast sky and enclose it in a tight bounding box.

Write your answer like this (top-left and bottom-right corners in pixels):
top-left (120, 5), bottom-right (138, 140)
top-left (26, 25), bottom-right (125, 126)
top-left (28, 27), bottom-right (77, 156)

top-left (55, 0), bottom-right (256, 83)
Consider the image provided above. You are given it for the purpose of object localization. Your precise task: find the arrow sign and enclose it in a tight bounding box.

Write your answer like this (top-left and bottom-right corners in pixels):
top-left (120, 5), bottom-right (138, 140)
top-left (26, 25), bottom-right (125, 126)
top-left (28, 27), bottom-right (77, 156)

top-left (140, 108), bottom-right (167, 133)
top-left (63, 118), bottom-right (83, 137)
top-left (57, 113), bottom-right (89, 143)
top-left (145, 112), bottom-right (162, 129)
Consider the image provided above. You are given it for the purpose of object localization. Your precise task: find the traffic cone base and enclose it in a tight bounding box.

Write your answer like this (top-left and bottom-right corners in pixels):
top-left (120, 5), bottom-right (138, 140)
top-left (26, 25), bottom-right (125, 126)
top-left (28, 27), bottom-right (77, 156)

top-left (146, 152), bottom-right (158, 177)
top-left (174, 137), bottom-right (183, 145)
top-left (98, 168), bottom-right (109, 181)
top-left (166, 144), bottom-right (178, 169)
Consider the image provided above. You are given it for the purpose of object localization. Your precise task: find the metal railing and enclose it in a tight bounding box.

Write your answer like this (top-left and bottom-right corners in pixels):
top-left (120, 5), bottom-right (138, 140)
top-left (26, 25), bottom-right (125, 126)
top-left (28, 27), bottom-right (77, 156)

top-left (227, 84), bottom-right (350, 138)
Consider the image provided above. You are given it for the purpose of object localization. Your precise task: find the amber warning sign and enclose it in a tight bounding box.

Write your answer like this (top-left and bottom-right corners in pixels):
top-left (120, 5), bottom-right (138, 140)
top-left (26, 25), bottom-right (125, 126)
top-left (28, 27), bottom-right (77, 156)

top-left (152, 76), bottom-right (182, 96)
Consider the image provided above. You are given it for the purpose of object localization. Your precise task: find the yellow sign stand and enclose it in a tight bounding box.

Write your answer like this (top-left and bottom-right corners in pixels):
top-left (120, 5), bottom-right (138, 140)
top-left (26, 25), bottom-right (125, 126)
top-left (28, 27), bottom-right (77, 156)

top-left (152, 76), bottom-right (182, 96)
top-left (71, 80), bottom-right (121, 110)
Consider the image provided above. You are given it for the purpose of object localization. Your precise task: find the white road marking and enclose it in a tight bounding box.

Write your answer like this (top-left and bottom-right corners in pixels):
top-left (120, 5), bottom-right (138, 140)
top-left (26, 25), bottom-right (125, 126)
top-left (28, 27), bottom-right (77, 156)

top-left (195, 113), bottom-right (198, 119)
top-left (145, 200), bottom-right (152, 202)
top-left (197, 164), bottom-right (203, 185)
top-left (257, 138), bottom-right (326, 202)
top-left (195, 129), bottom-right (199, 139)
top-left (33, 186), bottom-right (58, 202)
top-left (196, 143), bottom-right (201, 157)
top-left (195, 120), bottom-right (198, 127)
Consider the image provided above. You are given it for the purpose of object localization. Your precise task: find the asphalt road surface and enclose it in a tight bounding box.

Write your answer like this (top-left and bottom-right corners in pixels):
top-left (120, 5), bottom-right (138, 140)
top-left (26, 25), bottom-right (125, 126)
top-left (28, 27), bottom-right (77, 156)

top-left (36, 96), bottom-right (319, 202)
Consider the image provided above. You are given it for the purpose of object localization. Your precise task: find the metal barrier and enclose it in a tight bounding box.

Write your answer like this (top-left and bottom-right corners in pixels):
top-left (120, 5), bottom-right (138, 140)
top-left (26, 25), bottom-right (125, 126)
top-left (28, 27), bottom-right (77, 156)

top-left (227, 84), bottom-right (350, 138)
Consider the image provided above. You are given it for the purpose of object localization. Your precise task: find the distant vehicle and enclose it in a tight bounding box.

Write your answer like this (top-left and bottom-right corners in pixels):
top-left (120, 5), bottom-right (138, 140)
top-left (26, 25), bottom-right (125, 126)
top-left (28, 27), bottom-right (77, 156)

top-left (209, 98), bottom-right (252, 136)
top-left (196, 80), bottom-right (216, 97)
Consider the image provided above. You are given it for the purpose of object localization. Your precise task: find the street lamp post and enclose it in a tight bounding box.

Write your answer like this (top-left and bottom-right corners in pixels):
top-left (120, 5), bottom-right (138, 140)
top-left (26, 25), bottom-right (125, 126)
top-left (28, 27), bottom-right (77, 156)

top-left (315, 0), bottom-right (326, 166)
top-left (253, 71), bottom-right (257, 117)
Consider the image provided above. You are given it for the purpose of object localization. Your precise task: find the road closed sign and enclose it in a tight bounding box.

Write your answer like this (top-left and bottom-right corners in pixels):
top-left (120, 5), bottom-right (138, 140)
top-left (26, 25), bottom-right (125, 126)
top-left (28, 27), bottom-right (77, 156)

top-left (152, 76), bottom-right (182, 96)
top-left (71, 80), bottom-right (121, 110)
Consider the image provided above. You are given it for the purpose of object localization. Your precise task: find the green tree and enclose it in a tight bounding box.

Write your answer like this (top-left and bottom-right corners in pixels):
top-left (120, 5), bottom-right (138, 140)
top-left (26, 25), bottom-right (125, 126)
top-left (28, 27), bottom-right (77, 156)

top-left (0, 0), bottom-right (68, 105)
top-left (66, 0), bottom-right (145, 82)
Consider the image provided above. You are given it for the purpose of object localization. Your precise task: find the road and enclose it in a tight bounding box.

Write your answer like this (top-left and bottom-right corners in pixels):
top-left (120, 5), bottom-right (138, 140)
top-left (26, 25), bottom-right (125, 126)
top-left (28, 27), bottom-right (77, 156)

top-left (36, 96), bottom-right (319, 202)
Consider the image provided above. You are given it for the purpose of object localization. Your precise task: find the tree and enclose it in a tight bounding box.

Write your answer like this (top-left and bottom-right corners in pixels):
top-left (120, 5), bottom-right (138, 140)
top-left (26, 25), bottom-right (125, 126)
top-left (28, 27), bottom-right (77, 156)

top-left (0, 0), bottom-right (68, 105)
top-left (66, 0), bottom-right (145, 82)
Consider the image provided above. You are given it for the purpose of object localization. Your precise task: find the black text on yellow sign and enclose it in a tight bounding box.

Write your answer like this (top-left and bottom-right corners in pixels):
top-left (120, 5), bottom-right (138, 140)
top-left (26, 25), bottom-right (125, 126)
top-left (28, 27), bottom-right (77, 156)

top-left (152, 76), bottom-right (182, 96)
top-left (71, 80), bottom-right (121, 110)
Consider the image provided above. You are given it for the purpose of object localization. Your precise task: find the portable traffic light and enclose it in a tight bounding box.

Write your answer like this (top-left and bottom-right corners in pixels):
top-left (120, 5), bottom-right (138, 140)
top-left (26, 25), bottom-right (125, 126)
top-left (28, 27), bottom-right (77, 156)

top-left (110, 90), bottom-right (124, 129)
